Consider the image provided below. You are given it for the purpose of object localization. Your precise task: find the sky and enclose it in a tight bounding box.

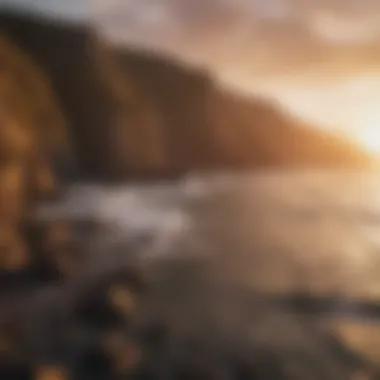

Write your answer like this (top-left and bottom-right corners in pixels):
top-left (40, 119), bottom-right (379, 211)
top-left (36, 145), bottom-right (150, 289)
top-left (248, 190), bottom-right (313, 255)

top-left (2, 0), bottom-right (380, 151)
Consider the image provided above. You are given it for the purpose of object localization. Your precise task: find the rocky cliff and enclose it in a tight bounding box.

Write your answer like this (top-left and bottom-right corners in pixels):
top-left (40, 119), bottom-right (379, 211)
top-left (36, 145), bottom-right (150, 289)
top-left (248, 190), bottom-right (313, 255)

top-left (0, 8), bottom-right (373, 182)
top-left (116, 47), bottom-right (372, 173)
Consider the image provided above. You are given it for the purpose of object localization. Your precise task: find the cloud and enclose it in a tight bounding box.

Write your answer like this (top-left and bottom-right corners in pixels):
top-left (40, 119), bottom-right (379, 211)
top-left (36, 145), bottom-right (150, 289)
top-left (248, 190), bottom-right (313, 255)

top-left (308, 11), bottom-right (380, 44)
top-left (63, 0), bottom-right (375, 81)
top-left (4, 0), bottom-right (380, 53)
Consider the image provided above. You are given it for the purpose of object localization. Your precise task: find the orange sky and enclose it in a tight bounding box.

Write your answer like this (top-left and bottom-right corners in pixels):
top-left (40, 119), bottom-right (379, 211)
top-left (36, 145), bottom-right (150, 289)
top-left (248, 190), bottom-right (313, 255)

top-left (3, 0), bottom-right (380, 151)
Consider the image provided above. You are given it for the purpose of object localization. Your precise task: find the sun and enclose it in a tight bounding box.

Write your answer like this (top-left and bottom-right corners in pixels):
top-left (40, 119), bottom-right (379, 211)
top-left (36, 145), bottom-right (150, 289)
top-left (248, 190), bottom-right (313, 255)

top-left (356, 126), bottom-right (380, 155)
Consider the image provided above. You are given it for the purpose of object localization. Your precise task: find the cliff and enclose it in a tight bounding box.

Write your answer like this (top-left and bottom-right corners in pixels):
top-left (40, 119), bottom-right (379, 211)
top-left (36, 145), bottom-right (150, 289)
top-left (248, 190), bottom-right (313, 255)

top-left (0, 8), bottom-right (373, 183)
top-left (117, 47), bottom-right (371, 172)
top-left (0, 9), bottom-right (168, 180)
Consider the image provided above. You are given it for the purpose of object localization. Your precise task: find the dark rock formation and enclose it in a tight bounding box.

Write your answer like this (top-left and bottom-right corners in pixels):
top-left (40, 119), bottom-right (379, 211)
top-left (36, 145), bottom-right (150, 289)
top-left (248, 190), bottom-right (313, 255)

top-left (0, 33), bottom-right (73, 183)
top-left (0, 35), bottom-right (71, 280)
top-left (116, 49), bottom-right (220, 172)
top-left (0, 9), bottom-right (167, 181)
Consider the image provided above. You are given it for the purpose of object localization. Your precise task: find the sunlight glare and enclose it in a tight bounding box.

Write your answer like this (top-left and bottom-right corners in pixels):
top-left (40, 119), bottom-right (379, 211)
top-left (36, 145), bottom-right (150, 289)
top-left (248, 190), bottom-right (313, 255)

top-left (356, 126), bottom-right (380, 154)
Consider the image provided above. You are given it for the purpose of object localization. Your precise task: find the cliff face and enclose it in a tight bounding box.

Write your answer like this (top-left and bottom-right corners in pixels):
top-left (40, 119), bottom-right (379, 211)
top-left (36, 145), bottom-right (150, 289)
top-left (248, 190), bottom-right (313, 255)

top-left (210, 90), bottom-right (370, 168)
top-left (117, 48), bottom-right (371, 172)
top-left (0, 33), bottom-right (74, 198)
top-left (0, 9), bottom-right (373, 183)
top-left (0, 34), bottom-right (70, 275)
top-left (117, 49), bottom-right (219, 171)
top-left (0, 10), bottom-right (169, 180)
